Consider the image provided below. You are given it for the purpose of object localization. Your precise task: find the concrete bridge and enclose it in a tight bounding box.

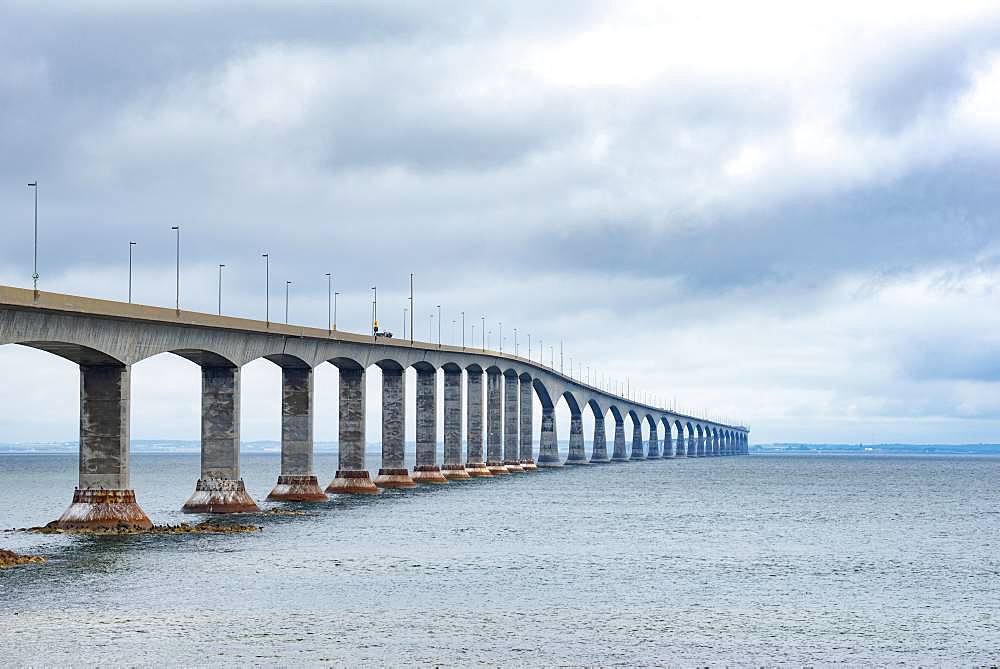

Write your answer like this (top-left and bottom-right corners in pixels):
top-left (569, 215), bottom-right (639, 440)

top-left (0, 285), bottom-right (749, 530)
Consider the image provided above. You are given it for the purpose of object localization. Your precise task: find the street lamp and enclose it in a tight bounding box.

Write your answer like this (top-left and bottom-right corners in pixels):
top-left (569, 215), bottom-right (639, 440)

top-left (170, 226), bottom-right (180, 313)
top-left (218, 264), bottom-right (225, 315)
top-left (403, 307), bottom-right (408, 339)
top-left (128, 241), bottom-right (136, 303)
top-left (451, 319), bottom-right (456, 345)
top-left (262, 253), bottom-right (269, 324)
top-left (461, 311), bottom-right (465, 348)
top-left (437, 304), bottom-right (441, 348)
top-left (27, 181), bottom-right (38, 293)
top-left (499, 322), bottom-right (502, 353)
top-left (429, 313), bottom-right (434, 341)
top-left (481, 315), bottom-right (486, 350)
top-left (514, 328), bottom-right (518, 356)
top-left (409, 273), bottom-right (414, 345)
top-left (334, 291), bottom-right (339, 331)
top-left (325, 273), bottom-right (332, 333)
top-left (371, 286), bottom-right (377, 336)
top-left (285, 280), bottom-right (292, 324)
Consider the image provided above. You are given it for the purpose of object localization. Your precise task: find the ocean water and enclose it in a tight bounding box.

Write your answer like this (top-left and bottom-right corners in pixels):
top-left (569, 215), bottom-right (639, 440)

top-left (1, 453), bottom-right (999, 666)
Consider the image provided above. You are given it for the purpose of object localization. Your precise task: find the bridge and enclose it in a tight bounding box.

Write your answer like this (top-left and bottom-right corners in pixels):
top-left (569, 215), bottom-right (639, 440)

top-left (0, 285), bottom-right (749, 530)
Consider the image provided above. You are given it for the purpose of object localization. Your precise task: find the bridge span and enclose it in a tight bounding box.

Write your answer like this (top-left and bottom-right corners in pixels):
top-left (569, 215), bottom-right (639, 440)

top-left (0, 285), bottom-right (748, 530)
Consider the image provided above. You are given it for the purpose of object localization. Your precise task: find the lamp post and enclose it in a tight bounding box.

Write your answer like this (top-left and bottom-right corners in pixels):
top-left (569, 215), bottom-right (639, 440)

top-left (409, 273), bottom-right (414, 345)
top-left (451, 320), bottom-right (456, 345)
top-left (461, 311), bottom-right (465, 348)
top-left (514, 328), bottom-right (518, 356)
top-left (285, 280), bottom-right (291, 324)
top-left (218, 264), bottom-right (225, 315)
top-left (481, 315), bottom-right (486, 350)
top-left (27, 181), bottom-right (38, 294)
top-left (128, 241), bottom-right (136, 303)
top-left (371, 286), bottom-right (377, 336)
top-left (262, 253), bottom-right (269, 324)
top-left (437, 304), bottom-right (441, 348)
top-left (334, 291), bottom-right (339, 331)
top-left (429, 313), bottom-right (434, 341)
top-left (403, 307), bottom-right (408, 339)
top-left (471, 323), bottom-right (476, 347)
top-left (499, 322), bottom-right (502, 353)
top-left (171, 226), bottom-right (180, 313)
top-left (325, 273), bottom-right (332, 333)
top-left (550, 345), bottom-right (554, 368)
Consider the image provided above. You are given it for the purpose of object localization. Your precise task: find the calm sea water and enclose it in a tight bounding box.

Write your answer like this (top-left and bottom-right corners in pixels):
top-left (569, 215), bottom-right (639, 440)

top-left (1, 452), bottom-right (999, 666)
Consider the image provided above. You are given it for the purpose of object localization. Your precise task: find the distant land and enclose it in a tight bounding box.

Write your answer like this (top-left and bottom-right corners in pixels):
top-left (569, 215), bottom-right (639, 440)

top-left (2, 440), bottom-right (1000, 455)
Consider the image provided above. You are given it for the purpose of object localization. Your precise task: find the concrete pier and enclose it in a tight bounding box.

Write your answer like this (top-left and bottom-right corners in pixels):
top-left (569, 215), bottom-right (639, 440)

top-left (503, 372), bottom-right (524, 471)
top-left (565, 412), bottom-right (588, 464)
top-left (485, 369), bottom-right (508, 474)
top-left (674, 422), bottom-right (686, 457)
top-left (519, 375), bottom-right (536, 470)
top-left (696, 427), bottom-right (706, 457)
top-left (183, 365), bottom-right (258, 513)
top-left (268, 365), bottom-right (326, 501)
top-left (536, 405), bottom-right (561, 467)
top-left (647, 421), bottom-right (661, 459)
top-left (630, 415), bottom-right (645, 460)
top-left (465, 367), bottom-right (491, 476)
top-left (375, 365), bottom-right (415, 488)
top-left (611, 416), bottom-right (629, 461)
top-left (326, 367), bottom-right (378, 494)
top-left (413, 367), bottom-right (447, 484)
top-left (590, 413), bottom-right (609, 462)
top-left (441, 367), bottom-right (469, 479)
top-left (55, 364), bottom-right (152, 530)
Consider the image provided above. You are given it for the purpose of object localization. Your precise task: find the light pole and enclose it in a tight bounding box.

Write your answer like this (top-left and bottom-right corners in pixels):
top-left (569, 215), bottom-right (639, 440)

top-left (171, 226), bottom-right (180, 313)
top-left (514, 328), bottom-right (518, 356)
top-left (371, 286), bottom-right (377, 336)
top-left (409, 273), bottom-right (414, 345)
top-left (334, 291), bottom-right (339, 331)
top-left (437, 304), bottom-right (441, 348)
top-left (218, 264), bottom-right (225, 315)
top-left (481, 315), bottom-right (486, 350)
top-left (285, 280), bottom-right (291, 324)
top-left (262, 253), bottom-right (269, 324)
top-left (326, 273), bottom-right (332, 333)
top-left (488, 330), bottom-right (492, 349)
top-left (471, 323), bottom-right (476, 347)
top-left (403, 307), bottom-right (408, 339)
top-left (128, 241), bottom-right (136, 303)
top-left (451, 320), bottom-right (456, 345)
top-left (429, 313), bottom-right (434, 341)
top-left (27, 181), bottom-right (38, 294)
top-left (549, 345), bottom-right (554, 368)
top-left (461, 311), bottom-right (465, 348)
top-left (499, 322), bottom-right (502, 353)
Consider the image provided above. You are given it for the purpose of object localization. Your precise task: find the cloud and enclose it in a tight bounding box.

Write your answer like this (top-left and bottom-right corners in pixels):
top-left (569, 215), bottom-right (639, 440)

top-left (0, 2), bottom-right (1000, 444)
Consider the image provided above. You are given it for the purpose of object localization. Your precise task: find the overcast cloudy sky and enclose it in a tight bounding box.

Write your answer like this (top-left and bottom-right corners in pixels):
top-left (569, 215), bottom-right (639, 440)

top-left (2, 1), bottom-right (1000, 446)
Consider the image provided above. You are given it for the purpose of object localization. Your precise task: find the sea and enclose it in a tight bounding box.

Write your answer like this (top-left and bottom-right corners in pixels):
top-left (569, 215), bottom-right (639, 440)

top-left (1, 452), bottom-right (998, 666)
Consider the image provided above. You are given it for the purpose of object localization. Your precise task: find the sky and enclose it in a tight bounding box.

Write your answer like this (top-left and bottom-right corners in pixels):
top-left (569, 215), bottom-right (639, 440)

top-left (2, 1), bottom-right (1000, 446)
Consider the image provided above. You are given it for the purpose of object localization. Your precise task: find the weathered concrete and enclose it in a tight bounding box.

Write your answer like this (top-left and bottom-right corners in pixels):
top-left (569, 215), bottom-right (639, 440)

top-left (375, 366), bottom-right (415, 488)
top-left (647, 421), bottom-right (661, 459)
top-left (590, 413), bottom-right (609, 463)
top-left (326, 367), bottom-right (378, 494)
top-left (674, 421), bottom-right (686, 457)
top-left (485, 369), bottom-right (508, 474)
top-left (712, 429), bottom-right (721, 456)
top-left (55, 364), bottom-right (152, 530)
top-left (537, 405), bottom-right (561, 467)
top-left (412, 367), bottom-right (447, 484)
top-left (183, 365), bottom-right (258, 513)
top-left (268, 365), bottom-right (326, 501)
top-left (441, 367), bottom-right (469, 479)
top-left (696, 426), bottom-right (706, 457)
top-left (465, 367), bottom-right (491, 476)
top-left (565, 412), bottom-right (588, 465)
top-left (630, 415), bottom-right (645, 460)
top-left (611, 415), bottom-right (629, 462)
top-left (519, 375), bottom-right (536, 470)
top-left (502, 371), bottom-right (524, 472)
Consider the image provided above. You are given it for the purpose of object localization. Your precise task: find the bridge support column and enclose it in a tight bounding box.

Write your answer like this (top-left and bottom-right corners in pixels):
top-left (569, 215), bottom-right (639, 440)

top-left (565, 412), bottom-right (588, 464)
top-left (611, 417), bottom-right (629, 461)
top-left (326, 368), bottom-right (378, 494)
top-left (630, 419), bottom-right (645, 460)
top-left (268, 366), bottom-right (326, 501)
top-left (413, 368), bottom-right (447, 484)
top-left (676, 430), bottom-right (687, 457)
top-left (713, 431), bottom-right (721, 456)
top-left (54, 364), bottom-right (152, 530)
top-left (375, 367), bottom-right (415, 488)
top-left (465, 369), bottom-right (491, 476)
top-left (183, 365), bottom-right (258, 513)
top-left (590, 414), bottom-right (609, 463)
top-left (519, 376), bottom-right (536, 470)
top-left (503, 372), bottom-right (523, 472)
top-left (647, 423), bottom-right (661, 459)
top-left (697, 431), bottom-right (706, 457)
top-left (441, 368), bottom-right (469, 479)
top-left (536, 405), bottom-right (562, 467)
top-left (485, 369), bottom-right (508, 474)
